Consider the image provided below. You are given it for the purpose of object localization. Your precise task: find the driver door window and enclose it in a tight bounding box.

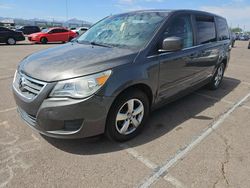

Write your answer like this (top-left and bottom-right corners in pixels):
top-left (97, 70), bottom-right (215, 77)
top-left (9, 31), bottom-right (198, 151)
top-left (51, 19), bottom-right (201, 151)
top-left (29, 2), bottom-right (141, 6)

top-left (163, 15), bottom-right (193, 48)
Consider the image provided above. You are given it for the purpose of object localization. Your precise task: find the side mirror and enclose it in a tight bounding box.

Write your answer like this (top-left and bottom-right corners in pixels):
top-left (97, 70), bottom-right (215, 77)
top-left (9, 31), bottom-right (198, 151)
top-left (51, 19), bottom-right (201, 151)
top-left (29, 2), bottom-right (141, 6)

top-left (159, 37), bottom-right (183, 52)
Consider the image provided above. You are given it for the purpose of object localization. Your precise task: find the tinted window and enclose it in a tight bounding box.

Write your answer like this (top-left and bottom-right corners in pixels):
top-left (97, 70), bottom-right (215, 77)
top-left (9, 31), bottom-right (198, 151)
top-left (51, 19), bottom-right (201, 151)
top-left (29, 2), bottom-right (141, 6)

top-left (217, 18), bottom-right (229, 41)
top-left (196, 16), bottom-right (216, 44)
top-left (51, 29), bottom-right (60, 33)
top-left (60, 29), bottom-right (68, 33)
top-left (162, 15), bottom-right (193, 48)
top-left (0, 27), bottom-right (9, 31)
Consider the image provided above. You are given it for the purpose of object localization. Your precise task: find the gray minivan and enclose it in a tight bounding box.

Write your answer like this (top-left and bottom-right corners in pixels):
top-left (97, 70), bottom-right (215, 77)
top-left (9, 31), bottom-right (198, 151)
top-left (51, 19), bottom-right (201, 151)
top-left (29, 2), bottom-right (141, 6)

top-left (13, 10), bottom-right (231, 141)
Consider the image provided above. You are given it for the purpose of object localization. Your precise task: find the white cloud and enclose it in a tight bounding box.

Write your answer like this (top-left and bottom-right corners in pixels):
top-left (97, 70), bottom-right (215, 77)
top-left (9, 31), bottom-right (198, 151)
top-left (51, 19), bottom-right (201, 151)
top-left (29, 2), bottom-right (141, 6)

top-left (0, 3), bottom-right (14, 9)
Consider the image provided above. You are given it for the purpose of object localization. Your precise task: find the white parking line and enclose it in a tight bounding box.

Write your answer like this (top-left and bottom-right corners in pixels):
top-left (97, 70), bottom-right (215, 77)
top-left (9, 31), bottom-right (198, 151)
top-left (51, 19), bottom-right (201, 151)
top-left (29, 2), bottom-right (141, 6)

top-left (195, 92), bottom-right (250, 110)
top-left (119, 144), bottom-right (158, 170)
top-left (0, 107), bottom-right (17, 113)
top-left (242, 105), bottom-right (250, 110)
top-left (164, 174), bottom-right (186, 188)
top-left (0, 121), bottom-right (8, 126)
top-left (139, 91), bottom-right (250, 188)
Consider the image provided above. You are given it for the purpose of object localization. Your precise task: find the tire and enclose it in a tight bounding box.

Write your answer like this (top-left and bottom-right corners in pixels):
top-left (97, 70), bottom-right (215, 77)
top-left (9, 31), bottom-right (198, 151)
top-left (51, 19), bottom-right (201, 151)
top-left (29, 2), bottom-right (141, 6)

top-left (105, 89), bottom-right (149, 142)
top-left (68, 37), bottom-right (74, 42)
top-left (208, 63), bottom-right (225, 90)
top-left (6, 37), bottom-right (16, 45)
top-left (232, 40), bottom-right (235, 47)
top-left (40, 37), bottom-right (48, 44)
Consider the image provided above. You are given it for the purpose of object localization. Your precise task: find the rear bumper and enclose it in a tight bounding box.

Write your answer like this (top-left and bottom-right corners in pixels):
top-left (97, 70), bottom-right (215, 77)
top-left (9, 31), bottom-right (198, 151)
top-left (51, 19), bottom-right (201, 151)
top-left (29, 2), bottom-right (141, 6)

top-left (16, 35), bottom-right (25, 41)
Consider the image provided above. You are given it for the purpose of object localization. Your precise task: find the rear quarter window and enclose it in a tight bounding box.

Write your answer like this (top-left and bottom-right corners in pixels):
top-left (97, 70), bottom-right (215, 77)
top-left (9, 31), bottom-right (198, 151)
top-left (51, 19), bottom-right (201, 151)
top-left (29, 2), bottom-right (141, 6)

top-left (195, 16), bottom-right (216, 45)
top-left (216, 17), bottom-right (230, 41)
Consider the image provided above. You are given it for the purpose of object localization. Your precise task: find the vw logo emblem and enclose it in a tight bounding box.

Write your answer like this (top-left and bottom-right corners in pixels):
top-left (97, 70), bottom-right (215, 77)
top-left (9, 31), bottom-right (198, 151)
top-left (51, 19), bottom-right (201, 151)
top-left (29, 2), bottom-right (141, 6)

top-left (19, 77), bottom-right (26, 91)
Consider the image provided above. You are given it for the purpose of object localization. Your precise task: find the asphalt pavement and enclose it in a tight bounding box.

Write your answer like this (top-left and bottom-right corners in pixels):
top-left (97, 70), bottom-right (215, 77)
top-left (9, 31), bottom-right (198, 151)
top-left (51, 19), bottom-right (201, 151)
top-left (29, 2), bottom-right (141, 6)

top-left (0, 41), bottom-right (250, 188)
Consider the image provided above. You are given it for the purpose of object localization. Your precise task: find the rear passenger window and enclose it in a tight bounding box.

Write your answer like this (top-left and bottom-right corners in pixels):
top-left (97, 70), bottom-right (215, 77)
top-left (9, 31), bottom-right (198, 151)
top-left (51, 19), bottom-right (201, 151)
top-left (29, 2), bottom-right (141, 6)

top-left (196, 16), bottom-right (216, 44)
top-left (163, 15), bottom-right (193, 48)
top-left (216, 18), bottom-right (229, 41)
top-left (60, 29), bottom-right (68, 33)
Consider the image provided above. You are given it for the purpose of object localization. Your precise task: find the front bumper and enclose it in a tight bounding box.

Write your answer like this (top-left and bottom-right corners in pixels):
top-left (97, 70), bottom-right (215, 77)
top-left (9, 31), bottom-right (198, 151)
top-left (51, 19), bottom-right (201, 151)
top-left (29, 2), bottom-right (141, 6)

top-left (13, 80), bottom-right (114, 139)
top-left (28, 37), bottom-right (38, 42)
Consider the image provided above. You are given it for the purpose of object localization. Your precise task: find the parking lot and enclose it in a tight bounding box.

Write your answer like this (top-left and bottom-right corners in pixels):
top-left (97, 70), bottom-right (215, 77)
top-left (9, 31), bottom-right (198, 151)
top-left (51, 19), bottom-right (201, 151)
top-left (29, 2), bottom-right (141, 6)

top-left (0, 41), bottom-right (250, 188)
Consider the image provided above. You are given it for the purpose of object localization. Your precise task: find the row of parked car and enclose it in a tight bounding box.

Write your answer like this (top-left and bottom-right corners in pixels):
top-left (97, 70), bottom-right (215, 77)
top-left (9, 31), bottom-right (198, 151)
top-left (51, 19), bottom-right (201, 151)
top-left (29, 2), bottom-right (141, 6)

top-left (0, 25), bottom-right (89, 45)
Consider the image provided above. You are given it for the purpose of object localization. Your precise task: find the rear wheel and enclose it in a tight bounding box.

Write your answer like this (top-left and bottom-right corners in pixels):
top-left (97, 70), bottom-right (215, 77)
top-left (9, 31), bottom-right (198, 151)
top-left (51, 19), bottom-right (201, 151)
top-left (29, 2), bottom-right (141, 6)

top-left (6, 37), bottom-right (16, 45)
top-left (208, 63), bottom-right (225, 90)
top-left (40, 37), bottom-right (48, 44)
top-left (106, 89), bottom-right (149, 142)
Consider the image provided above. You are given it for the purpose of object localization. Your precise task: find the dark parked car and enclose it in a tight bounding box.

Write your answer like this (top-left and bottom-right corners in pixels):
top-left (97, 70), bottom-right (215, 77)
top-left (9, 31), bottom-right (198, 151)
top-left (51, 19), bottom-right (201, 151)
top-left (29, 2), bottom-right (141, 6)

top-left (0, 26), bottom-right (25, 45)
top-left (16, 26), bottom-right (40, 35)
top-left (13, 10), bottom-right (231, 141)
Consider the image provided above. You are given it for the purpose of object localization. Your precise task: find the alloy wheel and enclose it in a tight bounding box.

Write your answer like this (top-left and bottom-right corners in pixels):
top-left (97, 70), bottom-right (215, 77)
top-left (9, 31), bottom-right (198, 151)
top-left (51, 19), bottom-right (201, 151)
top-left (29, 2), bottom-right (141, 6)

top-left (115, 99), bottom-right (144, 135)
top-left (214, 64), bottom-right (224, 87)
top-left (7, 38), bottom-right (15, 45)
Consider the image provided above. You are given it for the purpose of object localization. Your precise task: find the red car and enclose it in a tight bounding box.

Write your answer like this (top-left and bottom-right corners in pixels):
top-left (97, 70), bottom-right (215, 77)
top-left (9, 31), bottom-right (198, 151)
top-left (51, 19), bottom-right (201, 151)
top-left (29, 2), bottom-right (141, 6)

top-left (28, 27), bottom-right (77, 44)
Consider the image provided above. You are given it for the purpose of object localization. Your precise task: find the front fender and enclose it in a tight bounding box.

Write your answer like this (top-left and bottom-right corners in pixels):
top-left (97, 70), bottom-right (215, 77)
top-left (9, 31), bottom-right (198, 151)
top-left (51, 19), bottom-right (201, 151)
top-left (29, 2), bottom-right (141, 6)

top-left (97, 60), bottom-right (159, 100)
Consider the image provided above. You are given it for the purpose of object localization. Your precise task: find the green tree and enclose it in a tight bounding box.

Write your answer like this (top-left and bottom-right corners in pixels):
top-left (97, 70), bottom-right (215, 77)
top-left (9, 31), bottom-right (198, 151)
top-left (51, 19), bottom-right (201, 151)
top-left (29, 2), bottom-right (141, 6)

top-left (231, 27), bottom-right (243, 33)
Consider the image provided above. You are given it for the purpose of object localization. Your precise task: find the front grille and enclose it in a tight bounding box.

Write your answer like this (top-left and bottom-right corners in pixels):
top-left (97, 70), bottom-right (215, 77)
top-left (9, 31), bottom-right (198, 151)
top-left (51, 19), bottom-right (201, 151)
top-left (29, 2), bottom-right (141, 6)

top-left (13, 71), bottom-right (47, 100)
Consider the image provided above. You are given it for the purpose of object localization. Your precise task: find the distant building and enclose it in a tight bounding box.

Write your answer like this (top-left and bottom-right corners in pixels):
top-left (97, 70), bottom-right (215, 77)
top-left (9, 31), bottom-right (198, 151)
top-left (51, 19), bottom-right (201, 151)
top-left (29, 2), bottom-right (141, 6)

top-left (0, 18), bottom-right (15, 28)
top-left (0, 17), bottom-right (92, 28)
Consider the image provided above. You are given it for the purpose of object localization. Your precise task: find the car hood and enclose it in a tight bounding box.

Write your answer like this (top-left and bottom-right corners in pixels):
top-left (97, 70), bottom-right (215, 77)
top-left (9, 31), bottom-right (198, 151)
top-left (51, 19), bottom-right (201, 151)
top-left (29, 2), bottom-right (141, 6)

top-left (19, 42), bottom-right (138, 82)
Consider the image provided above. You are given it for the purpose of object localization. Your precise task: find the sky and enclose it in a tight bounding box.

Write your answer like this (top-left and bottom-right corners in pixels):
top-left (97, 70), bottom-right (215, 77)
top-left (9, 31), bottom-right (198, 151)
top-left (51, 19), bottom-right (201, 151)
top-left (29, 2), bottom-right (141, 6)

top-left (0, 0), bottom-right (249, 30)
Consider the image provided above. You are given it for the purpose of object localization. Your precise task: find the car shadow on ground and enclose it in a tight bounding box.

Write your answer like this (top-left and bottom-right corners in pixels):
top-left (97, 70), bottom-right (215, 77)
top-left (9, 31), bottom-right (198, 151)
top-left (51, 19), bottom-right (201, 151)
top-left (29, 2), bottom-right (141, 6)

top-left (43, 77), bottom-right (240, 155)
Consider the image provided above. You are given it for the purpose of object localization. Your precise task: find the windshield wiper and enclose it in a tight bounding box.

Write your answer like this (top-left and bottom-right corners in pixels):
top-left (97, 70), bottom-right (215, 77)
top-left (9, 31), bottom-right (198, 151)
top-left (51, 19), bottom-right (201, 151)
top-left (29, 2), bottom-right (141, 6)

top-left (90, 41), bottom-right (112, 48)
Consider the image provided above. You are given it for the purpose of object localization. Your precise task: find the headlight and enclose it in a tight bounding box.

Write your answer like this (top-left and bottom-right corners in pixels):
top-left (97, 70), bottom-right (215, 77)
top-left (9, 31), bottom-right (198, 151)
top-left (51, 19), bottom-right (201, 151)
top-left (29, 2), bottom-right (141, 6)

top-left (50, 70), bottom-right (112, 98)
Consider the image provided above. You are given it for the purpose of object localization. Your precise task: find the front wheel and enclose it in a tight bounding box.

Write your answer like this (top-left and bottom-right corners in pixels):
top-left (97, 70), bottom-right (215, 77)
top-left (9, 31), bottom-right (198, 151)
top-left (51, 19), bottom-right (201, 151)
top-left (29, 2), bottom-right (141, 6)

top-left (208, 63), bottom-right (225, 90)
top-left (6, 37), bottom-right (16, 45)
top-left (40, 37), bottom-right (48, 44)
top-left (106, 89), bottom-right (149, 142)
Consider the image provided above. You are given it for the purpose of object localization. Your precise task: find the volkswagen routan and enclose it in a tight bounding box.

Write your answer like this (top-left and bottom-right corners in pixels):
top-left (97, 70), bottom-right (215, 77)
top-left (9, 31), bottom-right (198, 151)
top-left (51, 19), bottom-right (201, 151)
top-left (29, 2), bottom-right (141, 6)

top-left (13, 10), bottom-right (231, 141)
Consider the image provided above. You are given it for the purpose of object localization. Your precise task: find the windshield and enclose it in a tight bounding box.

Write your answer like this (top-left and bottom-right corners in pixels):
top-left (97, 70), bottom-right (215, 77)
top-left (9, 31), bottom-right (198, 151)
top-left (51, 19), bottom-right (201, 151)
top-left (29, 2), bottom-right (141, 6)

top-left (77, 11), bottom-right (168, 49)
top-left (41, 28), bottom-right (49, 33)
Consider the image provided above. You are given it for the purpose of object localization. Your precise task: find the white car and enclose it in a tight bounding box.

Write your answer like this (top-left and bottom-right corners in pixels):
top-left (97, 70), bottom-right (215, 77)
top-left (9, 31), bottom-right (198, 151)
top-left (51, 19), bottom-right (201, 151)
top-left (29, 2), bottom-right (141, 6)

top-left (72, 27), bottom-right (89, 36)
